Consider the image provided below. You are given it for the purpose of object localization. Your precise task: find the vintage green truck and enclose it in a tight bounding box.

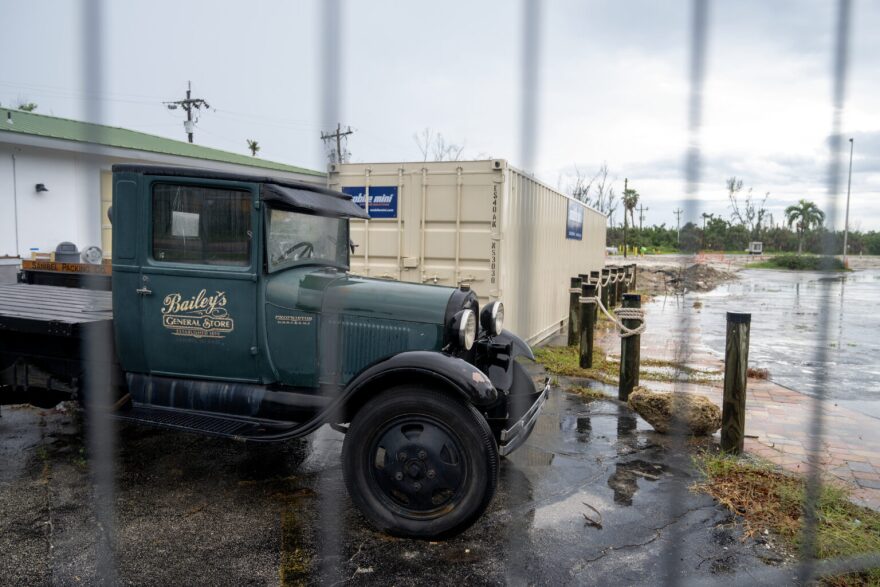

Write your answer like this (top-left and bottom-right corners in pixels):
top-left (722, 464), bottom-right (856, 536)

top-left (0, 164), bottom-right (548, 539)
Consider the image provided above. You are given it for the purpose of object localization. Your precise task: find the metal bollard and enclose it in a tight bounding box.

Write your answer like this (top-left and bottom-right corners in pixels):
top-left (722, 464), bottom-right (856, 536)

top-left (618, 294), bottom-right (641, 401)
top-left (568, 277), bottom-right (582, 346)
top-left (579, 283), bottom-right (597, 368)
top-left (721, 312), bottom-right (751, 454)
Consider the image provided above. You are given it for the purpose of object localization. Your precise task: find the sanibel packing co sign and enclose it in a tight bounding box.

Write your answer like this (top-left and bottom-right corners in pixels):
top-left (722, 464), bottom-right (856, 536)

top-left (343, 186), bottom-right (398, 219)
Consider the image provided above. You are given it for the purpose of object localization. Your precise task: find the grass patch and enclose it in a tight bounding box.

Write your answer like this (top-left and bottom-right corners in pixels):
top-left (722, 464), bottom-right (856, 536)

top-left (534, 345), bottom-right (720, 385)
top-left (693, 450), bottom-right (880, 586)
top-left (748, 254), bottom-right (847, 271)
top-left (567, 385), bottom-right (609, 402)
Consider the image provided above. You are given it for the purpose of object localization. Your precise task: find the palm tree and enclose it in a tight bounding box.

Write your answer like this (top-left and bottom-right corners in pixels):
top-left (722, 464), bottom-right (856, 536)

top-left (621, 179), bottom-right (639, 258)
top-left (246, 139), bottom-right (261, 157)
top-left (784, 199), bottom-right (824, 254)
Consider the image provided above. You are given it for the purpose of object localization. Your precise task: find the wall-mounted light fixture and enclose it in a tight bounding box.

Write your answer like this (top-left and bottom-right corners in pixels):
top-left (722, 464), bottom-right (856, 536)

top-left (35, 183), bottom-right (49, 193)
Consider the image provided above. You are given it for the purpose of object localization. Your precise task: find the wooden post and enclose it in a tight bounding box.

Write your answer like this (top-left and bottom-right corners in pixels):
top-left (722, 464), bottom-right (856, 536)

top-left (579, 283), bottom-right (597, 368)
top-left (721, 312), bottom-right (751, 454)
top-left (620, 266), bottom-right (629, 297)
top-left (618, 294), bottom-right (641, 401)
top-left (600, 268), bottom-right (610, 312)
top-left (606, 267), bottom-right (616, 309)
top-left (590, 270), bottom-right (601, 321)
top-left (611, 267), bottom-right (622, 307)
top-left (568, 277), bottom-right (582, 346)
top-left (614, 267), bottom-right (626, 306)
top-left (629, 263), bottom-right (637, 290)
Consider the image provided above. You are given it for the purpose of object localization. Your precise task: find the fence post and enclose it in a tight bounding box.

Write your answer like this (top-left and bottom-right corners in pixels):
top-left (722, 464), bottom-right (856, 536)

top-left (579, 283), bottom-right (597, 368)
top-left (590, 270), bottom-right (601, 321)
top-left (618, 294), bottom-right (641, 401)
top-left (606, 267), bottom-right (617, 308)
top-left (629, 263), bottom-right (638, 290)
top-left (600, 268), bottom-right (610, 313)
top-left (568, 276), bottom-right (582, 346)
top-left (612, 267), bottom-right (622, 307)
top-left (721, 312), bottom-right (751, 454)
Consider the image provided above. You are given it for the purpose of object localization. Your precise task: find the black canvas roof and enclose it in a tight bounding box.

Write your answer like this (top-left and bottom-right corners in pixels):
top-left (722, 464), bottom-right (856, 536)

top-left (112, 164), bottom-right (369, 219)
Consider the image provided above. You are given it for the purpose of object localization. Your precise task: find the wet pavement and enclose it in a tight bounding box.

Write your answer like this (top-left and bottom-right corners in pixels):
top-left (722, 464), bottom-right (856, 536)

top-left (0, 372), bottom-right (793, 585)
top-left (593, 270), bottom-right (880, 510)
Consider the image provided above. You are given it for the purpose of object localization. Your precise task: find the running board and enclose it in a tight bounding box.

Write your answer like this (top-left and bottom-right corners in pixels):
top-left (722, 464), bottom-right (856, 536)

top-left (113, 404), bottom-right (304, 441)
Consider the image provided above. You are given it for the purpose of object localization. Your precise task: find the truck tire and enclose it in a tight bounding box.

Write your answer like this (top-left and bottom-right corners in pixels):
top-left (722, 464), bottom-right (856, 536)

top-left (342, 385), bottom-right (498, 539)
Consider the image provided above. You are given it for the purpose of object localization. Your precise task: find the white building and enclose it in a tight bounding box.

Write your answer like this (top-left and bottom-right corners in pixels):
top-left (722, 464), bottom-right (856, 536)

top-left (0, 107), bottom-right (324, 261)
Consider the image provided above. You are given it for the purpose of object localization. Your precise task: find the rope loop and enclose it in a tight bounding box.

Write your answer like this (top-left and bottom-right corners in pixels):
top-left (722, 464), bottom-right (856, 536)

top-left (580, 295), bottom-right (646, 338)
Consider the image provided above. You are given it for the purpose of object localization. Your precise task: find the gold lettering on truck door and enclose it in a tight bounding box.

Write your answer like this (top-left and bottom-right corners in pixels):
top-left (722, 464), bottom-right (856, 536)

top-left (160, 289), bottom-right (235, 339)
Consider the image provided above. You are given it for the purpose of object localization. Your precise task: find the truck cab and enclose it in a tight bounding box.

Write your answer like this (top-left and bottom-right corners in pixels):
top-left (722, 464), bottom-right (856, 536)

top-left (6, 164), bottom-right (549, 539)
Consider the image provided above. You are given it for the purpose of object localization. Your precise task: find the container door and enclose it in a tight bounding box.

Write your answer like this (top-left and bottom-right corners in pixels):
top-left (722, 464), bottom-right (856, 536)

top-left (138, 181), bottom-right (259, 381)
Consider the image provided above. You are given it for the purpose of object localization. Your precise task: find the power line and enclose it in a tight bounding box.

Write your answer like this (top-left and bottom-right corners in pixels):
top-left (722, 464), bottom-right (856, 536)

top-left (163, 81), bottom-right (210, 143)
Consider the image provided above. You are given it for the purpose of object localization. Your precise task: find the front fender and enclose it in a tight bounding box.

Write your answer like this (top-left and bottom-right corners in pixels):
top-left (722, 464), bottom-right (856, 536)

top-left (343, 351), bottom-right (498, 408)
top-left (493, 329), bottom-right (534, 360)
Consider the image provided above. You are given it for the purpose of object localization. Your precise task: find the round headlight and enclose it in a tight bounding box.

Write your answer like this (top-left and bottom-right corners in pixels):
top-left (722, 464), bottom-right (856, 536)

top-left (480, 301), bottom-right (505, 336)
top-left (457, 309), bottom-right (477, 350)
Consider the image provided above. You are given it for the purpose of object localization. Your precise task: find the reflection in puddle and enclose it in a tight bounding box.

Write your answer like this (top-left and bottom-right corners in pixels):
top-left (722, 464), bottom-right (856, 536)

top-left (607, 460), bottom-right (666, 506)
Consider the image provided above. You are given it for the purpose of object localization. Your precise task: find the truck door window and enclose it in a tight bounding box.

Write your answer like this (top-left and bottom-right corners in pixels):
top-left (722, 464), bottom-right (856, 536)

top-left (152, 184), bottom-right (251, 266)
top-left (266, 208), bottom-right (349, 272)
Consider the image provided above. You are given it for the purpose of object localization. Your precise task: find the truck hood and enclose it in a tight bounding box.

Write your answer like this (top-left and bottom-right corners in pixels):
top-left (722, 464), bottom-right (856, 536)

top-left (265, 267), bottom-right (455, 325)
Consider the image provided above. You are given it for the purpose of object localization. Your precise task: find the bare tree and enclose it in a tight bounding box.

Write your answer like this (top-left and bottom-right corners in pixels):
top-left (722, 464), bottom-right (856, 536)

top-left (564, 163), bottom-right (618, 224)
top-left (413, 127), bottom-right (465, 162)
top-left (727, 176), bottom-right (769, 238)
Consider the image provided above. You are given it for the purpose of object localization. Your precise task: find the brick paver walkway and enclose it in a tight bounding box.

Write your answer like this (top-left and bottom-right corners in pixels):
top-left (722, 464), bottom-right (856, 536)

top-left (592, 315), bottom-right (880, 510)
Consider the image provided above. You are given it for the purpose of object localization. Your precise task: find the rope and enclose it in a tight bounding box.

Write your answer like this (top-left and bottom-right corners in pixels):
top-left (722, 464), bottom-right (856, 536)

top-left (579, 296), bottom-right (646, 338)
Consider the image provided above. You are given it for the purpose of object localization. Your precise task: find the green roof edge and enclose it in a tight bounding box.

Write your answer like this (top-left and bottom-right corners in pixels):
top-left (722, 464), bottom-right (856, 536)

top-left (0, 107), bottom-right (324, 177)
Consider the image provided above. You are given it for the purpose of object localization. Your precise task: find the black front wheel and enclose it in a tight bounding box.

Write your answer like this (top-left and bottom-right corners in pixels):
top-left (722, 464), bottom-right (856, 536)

top-left (342, 385), bottom-right (498, 539)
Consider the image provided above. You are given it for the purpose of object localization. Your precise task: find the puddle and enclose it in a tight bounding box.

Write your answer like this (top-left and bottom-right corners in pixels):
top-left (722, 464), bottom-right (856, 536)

top-left (644, 269), bottom-right (880, 415)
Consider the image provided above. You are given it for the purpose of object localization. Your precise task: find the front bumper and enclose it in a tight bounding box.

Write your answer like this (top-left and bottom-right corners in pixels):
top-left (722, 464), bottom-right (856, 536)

top-left (498, 377), bottom-right (550, 456)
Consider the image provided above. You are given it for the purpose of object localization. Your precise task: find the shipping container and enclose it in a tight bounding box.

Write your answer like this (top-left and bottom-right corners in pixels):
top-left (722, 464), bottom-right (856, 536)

top-left (329, 160), bottom-right (606, 345)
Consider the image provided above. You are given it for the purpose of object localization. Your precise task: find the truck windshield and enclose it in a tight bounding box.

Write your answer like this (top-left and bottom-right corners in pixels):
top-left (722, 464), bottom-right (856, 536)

top-left (266, 208), bottom-right (349, 272)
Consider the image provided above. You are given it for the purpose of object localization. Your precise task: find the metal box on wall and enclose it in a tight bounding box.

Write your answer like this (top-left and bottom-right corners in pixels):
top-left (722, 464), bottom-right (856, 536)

top-left (329, 160), bottom-right (607, 344)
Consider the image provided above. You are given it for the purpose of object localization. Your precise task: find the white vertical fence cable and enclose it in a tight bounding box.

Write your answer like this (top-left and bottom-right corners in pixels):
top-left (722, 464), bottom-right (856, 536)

top-left (798, 0), bottom-right (852, 582)
top-left (661, 1), bottom-right (709, 584)
top-left (317, 0), bottom-right (344, 584)
top-left (505, 0), bottom-right (542, 583)
top-left (82, 0), bottom-right (117, 583)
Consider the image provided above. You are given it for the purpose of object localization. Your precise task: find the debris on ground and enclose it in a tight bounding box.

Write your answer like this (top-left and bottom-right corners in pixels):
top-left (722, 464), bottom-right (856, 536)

top-left (634, 263), bottom-right (737, 295)
top-left (627, 387), bottom-right (721, 435)
top-left (747, 367), bottom-right (770, 380)
top-left (692, 450), bottom-right (880, 586)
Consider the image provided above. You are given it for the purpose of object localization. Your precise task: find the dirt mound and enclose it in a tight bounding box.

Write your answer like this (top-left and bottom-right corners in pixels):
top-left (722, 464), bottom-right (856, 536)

top-left (627, 387), bottom-right (721, 436)
top-left (635, 263), bottom-right (736, 295)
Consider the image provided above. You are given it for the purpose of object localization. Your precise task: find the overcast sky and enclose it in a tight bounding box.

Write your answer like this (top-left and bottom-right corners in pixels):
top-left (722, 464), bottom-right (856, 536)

top-left (3, 0), bottom-right (879, 230)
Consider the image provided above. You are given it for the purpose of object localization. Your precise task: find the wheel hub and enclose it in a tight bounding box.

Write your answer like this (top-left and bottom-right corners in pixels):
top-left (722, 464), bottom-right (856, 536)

top-left (370, 417), bottom-right (465, 515)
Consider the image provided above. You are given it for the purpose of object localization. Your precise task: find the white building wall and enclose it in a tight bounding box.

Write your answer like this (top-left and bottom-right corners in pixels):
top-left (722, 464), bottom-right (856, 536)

top-left (0, 138), bottom-right (325, 260)
top-left (0, 145), bottom-right (104, 258)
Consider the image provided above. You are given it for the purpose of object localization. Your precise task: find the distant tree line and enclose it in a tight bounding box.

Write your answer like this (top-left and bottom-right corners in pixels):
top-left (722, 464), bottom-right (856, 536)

top-left (601, 175), bottom-right (880, 255)
top-left (607, 222), bottom-right (880, 255)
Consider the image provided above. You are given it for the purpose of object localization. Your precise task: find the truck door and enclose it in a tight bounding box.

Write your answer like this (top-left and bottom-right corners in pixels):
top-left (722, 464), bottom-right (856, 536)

top-left (138, 180), bottom-right (260, 381)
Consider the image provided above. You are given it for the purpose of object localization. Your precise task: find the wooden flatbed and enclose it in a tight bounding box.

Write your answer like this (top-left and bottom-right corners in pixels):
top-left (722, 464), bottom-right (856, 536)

top-left (0, 284), bottom-right (113, 337)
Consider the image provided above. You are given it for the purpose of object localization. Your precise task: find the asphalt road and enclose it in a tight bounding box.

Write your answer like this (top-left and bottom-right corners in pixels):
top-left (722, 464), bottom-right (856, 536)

top-left (0, 373), bottom-right (790, 586)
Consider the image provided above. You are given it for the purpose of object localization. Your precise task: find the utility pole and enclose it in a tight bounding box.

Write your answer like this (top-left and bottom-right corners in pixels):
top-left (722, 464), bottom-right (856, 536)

top-left (673, 208), bottom-right (683, 244)
top-left (623, 178), bottom-right (629, 259)
top-left (843, 137), bottom-right (854, 267)
top-left (638, 203), bottom-right (648, 232)
top-left (320, 123), bottom-right (354, 164)
top-left (164, 81), bottom-right (210, 143)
